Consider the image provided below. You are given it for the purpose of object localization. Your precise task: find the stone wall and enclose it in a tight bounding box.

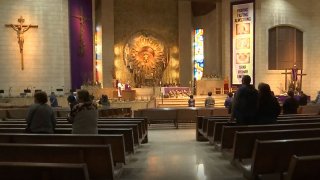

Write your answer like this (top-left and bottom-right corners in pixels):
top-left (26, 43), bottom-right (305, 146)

top-left (113, 0), bottom-right (179, 85)
top-left (221, 0), bottom-right (320, 98)
top-left (255, 0), bottom-right (320, 98)
top-left (0, 0), bottom-right (70, 96)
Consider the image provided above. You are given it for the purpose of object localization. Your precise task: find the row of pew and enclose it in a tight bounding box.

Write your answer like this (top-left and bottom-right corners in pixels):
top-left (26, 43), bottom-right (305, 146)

top-left (196, 114), bottom-right (320, 180)
top-left (0, 107), bottom-right (132, 119)
top-left (0, 117), bottom-right (148, 180)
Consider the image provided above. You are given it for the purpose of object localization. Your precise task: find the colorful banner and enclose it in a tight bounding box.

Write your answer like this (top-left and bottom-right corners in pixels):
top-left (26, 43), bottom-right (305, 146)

top-left (231, 2), bottom-right (254, 85)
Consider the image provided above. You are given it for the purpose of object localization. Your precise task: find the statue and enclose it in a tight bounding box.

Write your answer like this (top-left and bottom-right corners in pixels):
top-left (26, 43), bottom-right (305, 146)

top-left (5, 16), bottom-right (38, 70)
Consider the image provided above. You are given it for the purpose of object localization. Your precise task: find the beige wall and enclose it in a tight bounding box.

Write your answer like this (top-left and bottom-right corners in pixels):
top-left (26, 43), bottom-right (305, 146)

top-left (113, 0), bottom-right (179, 85)
top-left (254, 0), bottom-right (320, 98)
top-left (178, 1), bottom-right (192, 86)
top-left (193, 6), bottom-right (222, 78)
top-left (0, 0), bottom-right (70, 96)
top-left (101, 0), bottom-right (115, 88)
top-left (220, 0), bottom-right (320, 99)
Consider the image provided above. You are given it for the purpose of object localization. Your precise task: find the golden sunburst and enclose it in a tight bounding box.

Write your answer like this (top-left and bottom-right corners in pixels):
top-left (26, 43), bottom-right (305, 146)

top-left (124, 32), bottom-right (168, 86)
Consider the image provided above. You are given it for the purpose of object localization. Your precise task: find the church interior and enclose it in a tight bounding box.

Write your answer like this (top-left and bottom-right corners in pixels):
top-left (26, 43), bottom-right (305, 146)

top-left (1, 0), bottom-right (320, 179)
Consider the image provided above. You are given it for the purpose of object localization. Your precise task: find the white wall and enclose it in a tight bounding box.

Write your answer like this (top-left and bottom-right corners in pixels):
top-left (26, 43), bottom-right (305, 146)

top-left (0, 0), bottom-right (70, 96)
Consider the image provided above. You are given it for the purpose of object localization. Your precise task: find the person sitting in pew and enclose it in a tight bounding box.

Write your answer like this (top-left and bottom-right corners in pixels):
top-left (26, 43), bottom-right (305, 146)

top-left (299, 91), bottom-right (308, 106)
top-left (257, 83), bottom-right (281, 124)
top-left (68, 90), bottom-right (98, 134)
top-left (283, 90), bottom-right (299, 114)
top-left (204, 91), bottom-right (215, 107)
top-left (26, 91), bottom-right (56, 133)
top-left (188, 95), bottom-right (195, 107)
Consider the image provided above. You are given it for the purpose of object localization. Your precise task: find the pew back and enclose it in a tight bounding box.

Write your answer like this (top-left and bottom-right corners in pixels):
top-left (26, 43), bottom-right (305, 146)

top-left (0, 162), bottom-right (90, 180)
top-left (0, 143), bottom-right (114, 180)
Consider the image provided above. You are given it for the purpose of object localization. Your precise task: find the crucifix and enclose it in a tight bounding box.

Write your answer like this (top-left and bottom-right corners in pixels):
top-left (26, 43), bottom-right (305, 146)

top-left (5, 16), bottom-right (38, 70)
top-left (72, 8), bottom-right (88, 56)
top-left (281, 65), bottom-right (307, 92)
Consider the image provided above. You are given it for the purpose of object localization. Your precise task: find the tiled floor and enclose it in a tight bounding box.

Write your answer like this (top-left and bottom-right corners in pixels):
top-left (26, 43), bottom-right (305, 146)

top-left (119, 128), bottom-right (245, 180)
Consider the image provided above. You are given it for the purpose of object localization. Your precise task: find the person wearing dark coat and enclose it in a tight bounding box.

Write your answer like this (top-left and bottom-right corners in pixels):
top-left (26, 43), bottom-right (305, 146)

top-left (257, 83), bottom-right (281, 124)
top-left (299, 91), bottom-right (308, 106)
top-left (283, 90), bottom-right (299, 114)
top-left (230, 75), bottom-right (259, 125)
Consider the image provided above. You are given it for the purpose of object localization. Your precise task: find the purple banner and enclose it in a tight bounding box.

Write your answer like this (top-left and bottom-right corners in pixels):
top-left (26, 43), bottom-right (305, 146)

top-left (69, 0), bottom-right (93, 89)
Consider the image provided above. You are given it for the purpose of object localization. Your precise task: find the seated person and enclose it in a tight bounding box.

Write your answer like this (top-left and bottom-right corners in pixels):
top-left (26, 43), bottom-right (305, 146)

top-left (205, 91), bottom-right (215, 107)
top-left (283, 90), bottom-right (299, 114)
top-left (312, 91), bottom-right (320, 104)
top-left (26, 91), bottom-right (56, 133)
top-left (299, 91), bottom-right (308, 106)
top-left (68, 90), bottom-right (98, 134)
top-left (99, 95), bottom-right (110, 108)
top-left (188, 95), bottom-right (195, 107)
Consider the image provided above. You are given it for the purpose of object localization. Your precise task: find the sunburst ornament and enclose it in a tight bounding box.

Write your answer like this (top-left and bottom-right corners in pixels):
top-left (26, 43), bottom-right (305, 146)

top-left (124, 31), bottom-right (168, 87)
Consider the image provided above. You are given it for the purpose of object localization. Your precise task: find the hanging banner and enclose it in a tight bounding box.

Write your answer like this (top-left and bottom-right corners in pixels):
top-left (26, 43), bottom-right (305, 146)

top-left (231, 2), bottom-right (254, 85)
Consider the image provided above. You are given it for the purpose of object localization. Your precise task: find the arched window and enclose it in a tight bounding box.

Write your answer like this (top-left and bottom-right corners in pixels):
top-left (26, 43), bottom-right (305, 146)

top-left (268, 26), bottom-right (303, 70)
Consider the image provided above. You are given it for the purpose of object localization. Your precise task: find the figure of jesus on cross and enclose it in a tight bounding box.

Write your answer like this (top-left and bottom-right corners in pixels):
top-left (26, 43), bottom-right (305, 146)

top-left (72, 8), bottom-right (88, 56)
top-left (5, 16), bottom-right (38, 70)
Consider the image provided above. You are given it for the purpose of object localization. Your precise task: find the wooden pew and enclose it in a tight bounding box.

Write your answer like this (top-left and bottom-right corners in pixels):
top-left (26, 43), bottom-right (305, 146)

top-left (221, 122), bottom-right (320, 149)
top-left (244, 137), bottom-right (320, 180)
top-left (207, 116), bottom-right (320, 143)
top-left (0, 123), bottom-right (140, 146)
top-left (0, 128), bottom-right (135, 154)
top-left (0, 162), bottom-right (89, 180)
top-left (0, 143), bottom-right (115, 180)
top-left (284, 155), bottom-right (320, 180)
top-left (2, 117), bottom-right (147, 144)
top-left (0, 133), bottom-right (126, 165)
top-left (176, 108), bottom-right (198, 128)
top-left (138, 108), bottom-right (178, 128)
top-left (99, 117), bottom-right (148, 143)
top-left (210, 118), bottom-right (320, 146)
top-left (233, 128), bottom-right (320, 161)
top-left (196, 116), bottom-right (208, 141)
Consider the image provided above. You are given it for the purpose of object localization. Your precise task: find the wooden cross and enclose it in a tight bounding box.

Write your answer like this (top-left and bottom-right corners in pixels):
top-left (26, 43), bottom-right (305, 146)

top-left (281, 68), bottom-right (307, 92)
top-left (5, 16), bottom-right (38, 70)
top-left (72, 8), bottom-right (89, 56)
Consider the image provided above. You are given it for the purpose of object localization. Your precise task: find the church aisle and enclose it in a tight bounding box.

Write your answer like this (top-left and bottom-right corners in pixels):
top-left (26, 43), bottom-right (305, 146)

top-left (119, 129), bottom-right (244, 180)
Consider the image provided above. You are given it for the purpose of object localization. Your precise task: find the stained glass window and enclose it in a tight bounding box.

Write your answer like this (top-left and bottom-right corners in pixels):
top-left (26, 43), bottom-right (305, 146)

top-left (194, 29), bottom-right (204, 80)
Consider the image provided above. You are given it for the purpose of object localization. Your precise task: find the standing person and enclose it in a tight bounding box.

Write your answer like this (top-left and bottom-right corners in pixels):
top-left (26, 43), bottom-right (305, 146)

top-left (49, 92), bottom-right (59, 107)
top-left (283, 90), bottom-right (299, 114)
top-left (25, 91), bottom-right (56, 133)
top-left (204, 91), bottom-right (215, 107)
top-left (224, 92), bottom-right (233, 114)
top-left (257, 83), bottom-right (281, 124)
top-left (230, 75), bottom-right (259, 125)
top-left (67, 90), bottom-right (77, 109)
top-left (299, 91), bottom-right (308, 106)
top-left (188, 95), bottom-right (195, 107)
top-left (68, 90), bottom-right (98, 134)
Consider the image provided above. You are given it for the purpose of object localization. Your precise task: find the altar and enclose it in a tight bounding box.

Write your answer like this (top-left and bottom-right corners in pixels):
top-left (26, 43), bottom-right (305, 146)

top-left (161, 87), bottom-right (191, 98)
top-left (196, 79), bottom-right (224, 95)
top-left (113, 90), bottom-right (136, 101)
top-left (276, 95), bottom-right (311, 104)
